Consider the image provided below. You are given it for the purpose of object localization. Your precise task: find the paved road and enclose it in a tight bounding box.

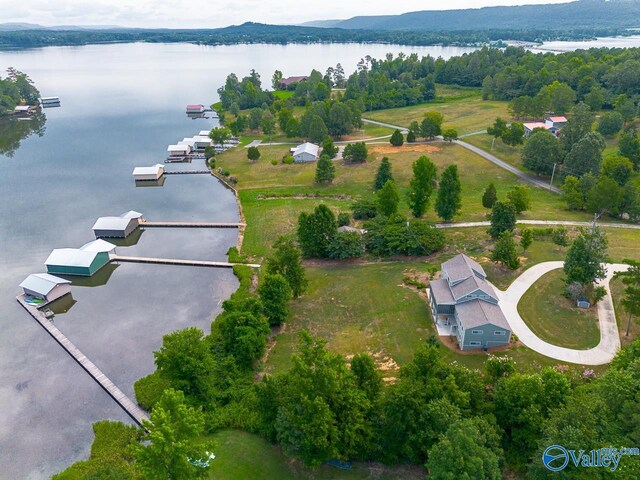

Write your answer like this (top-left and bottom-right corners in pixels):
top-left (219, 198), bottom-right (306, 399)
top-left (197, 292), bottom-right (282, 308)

top-left (435, 220), bottom-right (640, 230)
top-left (244, 140), bottom-right (262, 148)
top-left (495, 262), bottom-right (628, 365)
top-left (362, 117), bottom-right (560, 193)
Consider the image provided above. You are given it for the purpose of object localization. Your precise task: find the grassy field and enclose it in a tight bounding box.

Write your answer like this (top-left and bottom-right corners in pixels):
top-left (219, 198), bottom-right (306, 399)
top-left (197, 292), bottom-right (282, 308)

top-left (610, 276), bottom-right (640, 348)
top-left (463, 134), bottom-right (526, 170)
top-left (364, 97), bottom-right (510, 135)
top-left (206, 430), bottom-right (425, 480)
top-left (517, 270), bottom-right (600, 350)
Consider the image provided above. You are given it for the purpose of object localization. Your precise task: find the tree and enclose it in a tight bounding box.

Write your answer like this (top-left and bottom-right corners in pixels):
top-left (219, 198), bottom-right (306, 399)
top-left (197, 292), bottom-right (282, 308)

top-left (619, 260), bottom-right (640, 337)
top-left (597, 111), bottom-right (624, 137)
top-left (285, 118), bottom-right (301, 138)
top-left (258, 274), bottom-right (291, 326)
top-left (297, 205), bottom-right (337, 258)
top-left (248, 108), bottom-right (263, 131)
top-left (327, 102), bottom-right (353, 137)
top-left (562, 175), bottom-right (584, 210)
top-left (154, 327), bottom-right (212, 400)
top-left (352, 199), bottom-right (378, 220)
top-left (343, 142), bottom-right (367, 163)
top-left (374, 156), bottom-right (393, 191)
top-left (552, 227), bottom-right (569, 247)
top-left (542, 81), bottom-right (576, 115)
top-left (601, 155), bottom-right (634, 186)
top-left (426, 418), bottom-right (503, 480)
top-left (216, 309), bottom-right (269, 367)
top-left (277, 107), bottom-right (293, 132)
top-left (208, 126), bottom-right (231, 145)
top-left (619, 127), bottom-right (640, 169)
top-left (585, 176), bottom-right (622, 216)
top-left (406, 130), bottom-right (416, 143)
top-left (482, 183), bottom-right (498, 209)
top-left (315, 154), bottom-right (335, 184)
top-left (491, 231), bottom-right (520, 270)
top-left (522, 130), bottom-right (563, 176)
top-left (337, 212), bottom-right (350, 227)
top-left (260, 112), bottom-right (276, 138)
top-left (501, 122), bottom-right (525, 146)
top-left (560, 102), bottom-right (594, 153)
top-left (390, 129), bottom-right (404, 146)
top-left (420, 111), bottom-right (443, 139)
top-left (247, 146), bottom-right (261, 161)
top-left (563, 132), bottom-right (606, 177)
top-left (377, 180), bottom-right (400, 217)
top-left (132, 389), bottom-right (210, 480)
top-left (435, 164), bottom-right (462, 222)
top-left (307, 114), bottom-right (328, 144)
top-left (506, 185), bottom-right (530, 214)
top-left (266, 236), bottom-right (308, 298)
top-left (407, 155), bottom-right (437, 218)
top-left (564, 228), bottom-right (608, 287)
top-left (272, 70), bottom-right (283, 90)
top-left (350, 354), bottom-right (382, 403)
top-left (487, 117), bottom-right (508, 139)
top-left (520, 228), bottom-right (533, 253)
top-left (327, 231), bottom-right (365, 259)
top-left (321, 137), bottom-right (337, 159)
top-left (442, 128), bottom-right (458, 142)
top-left (488, 201), bottom-right (516, 238)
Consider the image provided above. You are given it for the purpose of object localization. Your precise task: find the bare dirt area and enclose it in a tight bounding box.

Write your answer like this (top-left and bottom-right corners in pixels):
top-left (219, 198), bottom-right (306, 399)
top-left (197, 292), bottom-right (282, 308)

top-left (370, 144), bottom-right (442, 155)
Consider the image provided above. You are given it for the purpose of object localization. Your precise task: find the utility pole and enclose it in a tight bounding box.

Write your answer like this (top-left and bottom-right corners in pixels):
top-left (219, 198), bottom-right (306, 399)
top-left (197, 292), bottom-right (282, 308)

top-left (549, 162), bottom-right (557, 191)
top-left (592, 211), bottom-right (602, 235)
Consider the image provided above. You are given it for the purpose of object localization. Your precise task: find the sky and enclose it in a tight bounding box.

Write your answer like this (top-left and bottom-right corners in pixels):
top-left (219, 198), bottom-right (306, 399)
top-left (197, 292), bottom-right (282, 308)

top-left (2, 0), bottom-right (573, 29)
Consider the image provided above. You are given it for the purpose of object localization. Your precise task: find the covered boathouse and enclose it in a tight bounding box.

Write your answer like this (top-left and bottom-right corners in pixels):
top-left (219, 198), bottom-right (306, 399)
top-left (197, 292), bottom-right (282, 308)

top-left (92, 211), bottom-right (143, 238)
top-left (20, 273), bottom-right (72, 303)
top-left (45, 240), bottom-right (116, 277)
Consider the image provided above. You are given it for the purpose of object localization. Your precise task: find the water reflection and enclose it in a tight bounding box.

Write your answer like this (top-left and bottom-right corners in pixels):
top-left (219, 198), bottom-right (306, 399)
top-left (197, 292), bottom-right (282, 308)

top-left (48, 294), bottom-right (77, 315)
top-left (135, 176), bottom-right (166, 187)
top-left (62, 263), bottom-right (120, 288)
top-left (0, 111), bottom-right (46, 157)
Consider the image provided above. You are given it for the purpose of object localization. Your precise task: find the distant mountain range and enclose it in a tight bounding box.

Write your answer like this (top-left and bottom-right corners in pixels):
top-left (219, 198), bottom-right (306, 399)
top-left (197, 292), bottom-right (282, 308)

top-left (302, 0), bottom-right (640, 31)
top-left (0, 22), bottom-right (126, 31)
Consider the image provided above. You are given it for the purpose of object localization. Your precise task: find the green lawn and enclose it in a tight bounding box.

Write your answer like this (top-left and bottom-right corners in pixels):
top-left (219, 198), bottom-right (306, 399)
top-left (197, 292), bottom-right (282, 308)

top-left (517, 270), bottom-right (600, 350)
top-left (364, 97), bottom-right (510, 135)
top-left (206, 430), bottom-right (425, 480)
top-left (610, 276), bottom-right (640, 348)
top-left (463, 134), bottom-right (526, 170)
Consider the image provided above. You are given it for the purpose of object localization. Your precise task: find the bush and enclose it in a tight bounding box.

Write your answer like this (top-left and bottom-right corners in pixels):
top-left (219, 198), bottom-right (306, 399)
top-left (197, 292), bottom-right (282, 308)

top-left (247, 146), bottom-right (261, 161)
top-left (134, 371), bottom-right (172, 411)
top-left (592, 285), bottom-right (607, 304)
top-left (282, 155), bottom-right (294, 164)
top-left (530, 227), bottom-right (554, 239)
top-left (552, 227), bottom-right (569, 246)
top-left (327, 231), bottom-right (365, 259)
top-left (352, 198), bottom-right (378, 220)
top-left (364, 215), bottom-right (445, 256)
top-left (403, 276), bottom-right (428, 289)
top-left (337, 212), bottom-right (351, 227)
top-left (204, 145), bottom-right (216, 160)
top-left (343, 142), bottom-right (368, 163)
top-left (270, 159), bottom-right (278, 166)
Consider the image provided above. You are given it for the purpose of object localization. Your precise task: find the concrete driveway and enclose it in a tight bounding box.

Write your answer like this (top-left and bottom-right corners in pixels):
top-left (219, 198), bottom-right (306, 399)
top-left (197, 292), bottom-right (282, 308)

top-left (495, 262), bottom-right (629, 365)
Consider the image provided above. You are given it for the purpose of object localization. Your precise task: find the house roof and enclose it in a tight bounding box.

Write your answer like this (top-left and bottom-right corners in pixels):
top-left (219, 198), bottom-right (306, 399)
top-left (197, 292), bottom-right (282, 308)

top-left (178, 138), bottom-right (196, 146)
top-left (133, 164), bottom-right (164, 176)
top-left (199, 130), bottom-right (211, 136)
top-left (442, 253), bottom-right (486, 283)
top-left (186, 104), bottom-right (204, 110)
top-left (20, 273), bottom-right (71, 296)
top-left (46, 248), bottom-right (101, 268)
top-left (523, 122), bottom-right (550, 131)
top-left (92, 211), bottom-right (142, 231)
top-left (192, 136), bottom-right (212, 144)
top-left (430, 278), bottom-right (455, 304)
top-left (293, 142), bottom-right (319, 157)
top-left (450, 275), bottom-right (497, 301)
top-left (280, 76), bottom-right (308, 86)
top-left (168, 144), bottom-right (189, 152)
top-left (14, 105), bottom-right (31, 111)
top-left (547, 116), bottom-right (567, 123)
top-left (455, 299), bottom-right (510, 330)
top-left (80, 239), bottom-right (116, 253)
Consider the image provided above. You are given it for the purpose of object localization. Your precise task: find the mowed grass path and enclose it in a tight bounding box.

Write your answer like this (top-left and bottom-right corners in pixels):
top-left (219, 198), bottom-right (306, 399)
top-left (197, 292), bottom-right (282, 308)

top-left (206, 430), bottom-right (425, 480)
top-left (364, 97), bottom-right (510, 135)
top-left (517, 270), bottom-right (600, 350)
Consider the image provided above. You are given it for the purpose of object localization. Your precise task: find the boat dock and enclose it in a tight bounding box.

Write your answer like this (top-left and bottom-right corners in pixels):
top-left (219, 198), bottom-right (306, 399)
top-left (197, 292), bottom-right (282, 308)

top-left (139, 221), bottom-right (244, 228)
top-left (110, 255), bottom-right (260, 269)
top-left (163, 170), bottom-right (211, 175)
top-left (16, 295), bottom-right (149, 426)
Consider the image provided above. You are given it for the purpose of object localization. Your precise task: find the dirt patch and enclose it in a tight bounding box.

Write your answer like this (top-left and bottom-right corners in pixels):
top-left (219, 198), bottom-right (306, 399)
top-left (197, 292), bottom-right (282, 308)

top-left (370, 144), bottom-right (442, 155)
top-left (439, 334), bottom-right (520, 355)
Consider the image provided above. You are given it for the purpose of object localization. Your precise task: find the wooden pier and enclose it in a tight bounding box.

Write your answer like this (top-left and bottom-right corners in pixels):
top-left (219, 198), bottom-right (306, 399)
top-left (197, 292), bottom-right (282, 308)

top-left (163, 170), bottom-right (211, 175)
top-left (16, 295), bottom-right (149, 426)
top-left (110, 255), bottom-right (260, 269)
top-left (140, 221), bottom-right (244, 228)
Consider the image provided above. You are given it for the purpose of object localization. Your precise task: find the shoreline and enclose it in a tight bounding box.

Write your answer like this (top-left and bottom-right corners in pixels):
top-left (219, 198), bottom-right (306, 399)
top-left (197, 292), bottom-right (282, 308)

top-left (210, 168), bottom-right (246, 252)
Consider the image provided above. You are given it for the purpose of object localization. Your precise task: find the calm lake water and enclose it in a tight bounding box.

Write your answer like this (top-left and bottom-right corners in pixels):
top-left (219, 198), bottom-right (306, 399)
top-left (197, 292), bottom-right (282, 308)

top-left (533, 35), bottom-right (640, 52)
top-left (0, 42), bottom-right (478, 479)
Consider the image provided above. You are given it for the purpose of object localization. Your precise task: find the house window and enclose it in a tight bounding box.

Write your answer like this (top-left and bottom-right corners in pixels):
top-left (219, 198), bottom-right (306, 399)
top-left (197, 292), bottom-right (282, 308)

top-left (469, 341), bottom-right (481, 346)
top-left (494, 331), bottom-right (506, 336)
top-left (471, 329), bottom-right (483, 335)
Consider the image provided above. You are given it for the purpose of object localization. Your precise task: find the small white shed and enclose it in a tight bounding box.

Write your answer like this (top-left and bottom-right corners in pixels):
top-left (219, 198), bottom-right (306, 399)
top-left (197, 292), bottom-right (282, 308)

top-left (168, 144), bottom-right (191, 156)
top-left (20, 273), bottom-right (72, 302)
top-left (133, 164), bottom-right (164, 181)
top-left (293, 142), bottom-right (320, 163)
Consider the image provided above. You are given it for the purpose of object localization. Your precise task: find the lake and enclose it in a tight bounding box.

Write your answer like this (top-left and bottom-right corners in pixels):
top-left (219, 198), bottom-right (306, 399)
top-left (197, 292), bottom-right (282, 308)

top-left (0, 42), bottom-right (478, 479)
top-left (532, 35), bottom-right (640, 52)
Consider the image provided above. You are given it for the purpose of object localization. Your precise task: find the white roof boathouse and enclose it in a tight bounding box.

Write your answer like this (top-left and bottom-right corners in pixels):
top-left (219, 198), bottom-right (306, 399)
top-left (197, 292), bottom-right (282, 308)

top-left (186, 104), bottom-right (205, 114)
top-left (45, 240), bottom-right (116, 277)
top-left (178, 138), bottom-right (196, 148)
top-left (192, 136), bottom-right (213, 150)
top-left (92, 211), bottom-right (143, 238)
top-left (133, 164), bottom-right (164, 181)
top-left (167, 144), bottom-right (191, 157)
top-left (20, 273), bottom-right (72, 303)
top-left (293, 142), bottom-right (320, 163)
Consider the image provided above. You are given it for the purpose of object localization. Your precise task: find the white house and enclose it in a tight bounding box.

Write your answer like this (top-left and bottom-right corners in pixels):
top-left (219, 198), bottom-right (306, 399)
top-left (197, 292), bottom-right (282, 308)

top-left (523, 122), bottom-right (549, 138)
top-left (133, 164), bottom-right (164, 181)
top-left (20, 273), bottom-right (72, 303)
top-left (14, 105), bottom-right (33, 114)
top-left (167, 144), bottom-right (191, 157)
top-left (545, 116), bottom-right (568, 129)
top-left (292, 142), bottom-right (320, 163)
top-left (92, 211), bottom-right (143, 238)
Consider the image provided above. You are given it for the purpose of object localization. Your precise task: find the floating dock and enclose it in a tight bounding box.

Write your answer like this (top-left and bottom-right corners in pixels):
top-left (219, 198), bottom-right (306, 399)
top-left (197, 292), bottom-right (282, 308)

top-left (110, 255), bottom-right (260, 269)
top-left (16, 295), bottom-right (149, 426)
top-left (139, 220), bottom-right (244, 229)
top-left (163, 170), bottom-right (211, 175)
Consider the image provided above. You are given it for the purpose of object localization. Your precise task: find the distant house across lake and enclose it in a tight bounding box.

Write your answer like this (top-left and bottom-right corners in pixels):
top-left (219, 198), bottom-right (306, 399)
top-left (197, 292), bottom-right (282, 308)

top-left (280, 76), bottom-right (308, 89)
top-left (186, 104), bottom-right (205, 114)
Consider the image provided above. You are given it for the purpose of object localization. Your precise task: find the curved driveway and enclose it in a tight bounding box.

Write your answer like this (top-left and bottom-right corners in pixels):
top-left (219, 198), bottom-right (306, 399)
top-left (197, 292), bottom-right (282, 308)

top-left (495, 262), bottom-right (628, 365)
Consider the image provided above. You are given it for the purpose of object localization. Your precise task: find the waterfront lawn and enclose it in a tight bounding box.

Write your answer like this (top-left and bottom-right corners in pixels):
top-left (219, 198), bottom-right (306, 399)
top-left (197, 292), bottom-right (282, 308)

top-left (206, 430), bottom-right (425, 480)
top-left (518, 270), bottom-right (600, 350)
top-left (610, 276), bottom-right (640, 347)
top-left (364, 97), bottom-right (510, 135)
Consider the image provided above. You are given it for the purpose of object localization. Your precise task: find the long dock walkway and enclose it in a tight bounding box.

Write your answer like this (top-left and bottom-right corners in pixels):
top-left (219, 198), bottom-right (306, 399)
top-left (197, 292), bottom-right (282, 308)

top-left (163, 170), bottom-right (211, 175)
top-left (110, 255), bottom-right (260, 269)
top-left (16, 295), bottom-right (149, 426)
top-left (140, 221), bottom-right (244, 228)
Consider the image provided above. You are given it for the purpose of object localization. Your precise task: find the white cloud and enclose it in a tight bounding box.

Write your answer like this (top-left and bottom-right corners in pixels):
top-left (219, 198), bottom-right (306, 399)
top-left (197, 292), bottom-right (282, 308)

top-left (0, 0), bottom-right (572, 28)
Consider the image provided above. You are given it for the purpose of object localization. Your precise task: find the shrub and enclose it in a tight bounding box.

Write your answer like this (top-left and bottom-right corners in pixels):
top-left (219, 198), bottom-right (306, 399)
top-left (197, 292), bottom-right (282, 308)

top-left (271, 159), bottom-right (278, 165)
top-left (247, 146), bottom-right (261, 161)
top-left (552, 227), bottom-right (569, 246)
top-left (352, 199), bottom-right (378, 220)
top-left (282, 155), bottom-right (294, 164)
top-left (337, 212), bottom-right (351, 227)
top-left (134, 371), bottom-right (172, 411)
top-left (364, 215), bottom-right (445, 256)
top-left (327, 231), bottom-right (365, 259)
top-left (592, 285), bottom-right (607, 304)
